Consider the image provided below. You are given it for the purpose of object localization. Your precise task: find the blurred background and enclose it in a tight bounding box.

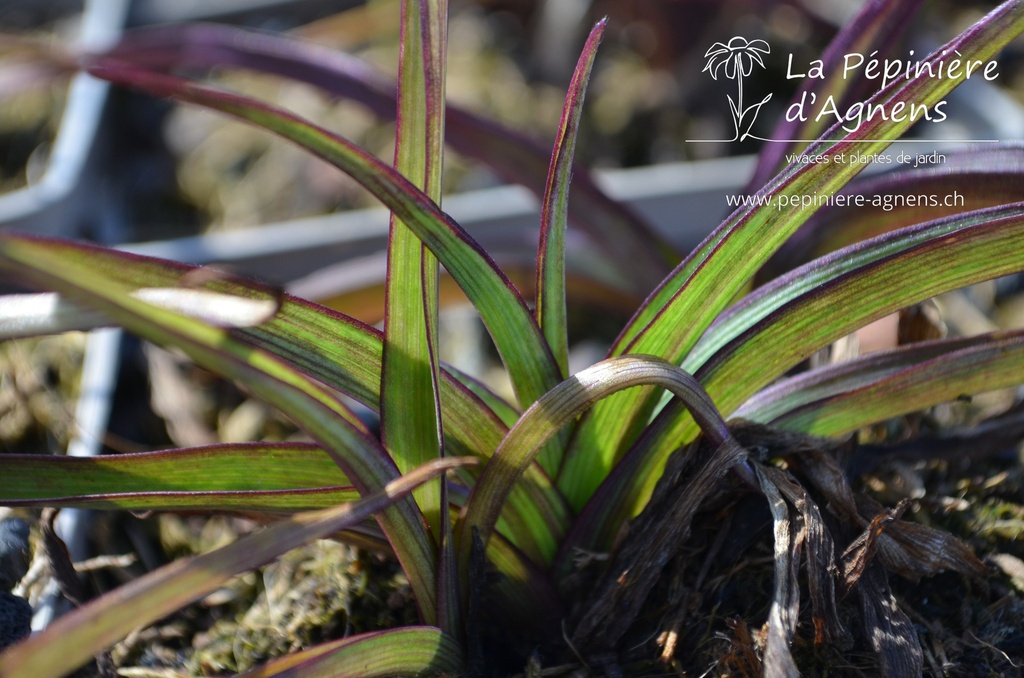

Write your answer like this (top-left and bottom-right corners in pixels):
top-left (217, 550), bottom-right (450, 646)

top-left (2, 2), bottom-right (1024, 673)
top-left (1, 0), bottom-right (1017, 239)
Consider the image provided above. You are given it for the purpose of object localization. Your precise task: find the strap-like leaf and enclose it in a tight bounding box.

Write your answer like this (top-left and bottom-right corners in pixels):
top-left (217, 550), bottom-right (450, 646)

top-left (759, 144), bottom-right (1024, 278)
top-left (0, 233), bottom-right (440, 624)
top-left (98, 22), bottom-right (675, 292)
top-left (256, 305), bottom-right (571, 562)
top-left (736, 330), bottom-right (1024, 435)
top-left (690, 204), bottom-right (1024, 388)
top-left (0, 458), bottom-right (472, 678)
top-left (237, 627), bottom-right (462, 678)
top-left (85, 60), bottom-right (561, 412)
top-left (0, 443), bottom-right (356, 511)
top-left (559, 2), bottom-right (1024, 510)
top-left (733, 332), bottom-right (1005, 423)
top-left (748, 0), bottom-right (926, 187)
top-left (0, 251), bottom-right (571, 561)
top-left (574, 204), bottom-right (1024, 552)
top-left (382, 0), bottom-right (448, 539)
top-left (536, 19), bottom-right (605, 379)
top-left (458, 355), bottom-right (737, 578)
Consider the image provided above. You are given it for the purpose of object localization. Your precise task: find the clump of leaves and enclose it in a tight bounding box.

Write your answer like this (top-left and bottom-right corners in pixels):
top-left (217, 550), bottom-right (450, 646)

top-left (2, 1), bottom-right (1024, 676)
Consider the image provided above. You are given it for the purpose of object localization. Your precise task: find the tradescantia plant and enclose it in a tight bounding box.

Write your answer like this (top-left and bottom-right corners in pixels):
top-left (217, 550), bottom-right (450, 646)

top-left (2, 0), bottom-right (1024, 675)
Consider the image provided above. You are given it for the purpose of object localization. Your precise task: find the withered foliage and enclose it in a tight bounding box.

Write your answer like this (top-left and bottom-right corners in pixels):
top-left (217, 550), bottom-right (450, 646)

top-left (562, 420), bottom-right (1021, 677)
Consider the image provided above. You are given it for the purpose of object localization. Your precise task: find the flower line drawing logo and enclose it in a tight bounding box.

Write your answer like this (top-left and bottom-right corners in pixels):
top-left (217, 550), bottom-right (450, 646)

top-left (701, 36), bottom-right (773, 142)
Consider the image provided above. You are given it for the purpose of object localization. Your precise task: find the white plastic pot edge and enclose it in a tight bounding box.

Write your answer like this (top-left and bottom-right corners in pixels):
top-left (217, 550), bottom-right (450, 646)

top-left (28, 0), bottom-right (131, 634)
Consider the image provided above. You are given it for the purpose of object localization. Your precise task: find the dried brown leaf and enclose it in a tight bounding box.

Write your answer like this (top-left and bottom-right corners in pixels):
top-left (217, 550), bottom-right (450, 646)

top-left (754, 464), bottom-right (801, 678)
top-left (571, 437), bottom-right (747, 651)
top-left (856, 563), bottom-right (924, 678)
top-left (857, 494), bottom-right (988, 581)
top-left (784, 433), bottom-right (988, 582)
top-left (763, 463), bottom-right (851, 649)
top-left (840, 499), bottom-right (909, 595)
top-left (721, 617), bottom-right (762, 677)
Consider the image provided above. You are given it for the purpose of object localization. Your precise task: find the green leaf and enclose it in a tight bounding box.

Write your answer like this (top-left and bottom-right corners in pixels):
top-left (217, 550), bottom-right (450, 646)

top-left (262, 299), bottom-right (569, 563)
top-left (237, 627), bottom-right (462, 677)
top-left (558, 3), bottom-right (1024, 510)
top-left (0, 458), bottom-right (472, 678)
top-left (0, 234), bottom-right (440, 625)
top-left (86, 60), bottom-right (562, 412)
top-left (590, 205), bottom-right (1024, 547)
top-left (458, 355), bottom-right (738, 579)
top-left (256, 306), bottom-right (570, 567)
top-left (98, 22), bottom-right (676, 293)
top-left (749, 0), bottom-right (926, 186)
top-left (0, 443), bottom-right (356, 512)
top-left (0, 252), bottom-right (570, 563)
top-left (760, 145), bottom-right (1024, 278)
top-left (536, 19), bottom-right (605, 379)
top-left (382, 0), bottom-right (448, 540)
top-left (735, 330), bottom-right (1024, 436)
top-left (390, 2), bottom-right (457, 636)
top-left (0, 286), bottom-right (498, 463)
top-left (249, 297), bottom-right (510, 463)
top-left (690, 205), bottom-right (1024, 396)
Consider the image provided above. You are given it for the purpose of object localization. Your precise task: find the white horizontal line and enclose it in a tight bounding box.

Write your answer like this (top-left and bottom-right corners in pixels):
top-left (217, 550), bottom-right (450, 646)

top-left (685, 138), bottom-right (1001, 143)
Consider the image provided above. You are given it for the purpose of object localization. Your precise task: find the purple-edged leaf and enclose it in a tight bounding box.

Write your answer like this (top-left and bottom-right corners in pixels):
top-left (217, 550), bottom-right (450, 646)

top-left (97, 22), bottom-right (675, 292)
top-left (84, 60), bottom-right (561, 413)
top-left (683, 203), bottom-right (1024, 468)
top-left (238, 627), bottom-right (462, 677)
top-left (0, 458), bottom-right (472, 678)
top-left (457, 355), bottom-right (738, 579)
top-left (0, 443), bottom-right (356, 512)
top-left (687, 203), bottom-right (1024, 379)
top-left (250, 296), bottom-right (512, 463)
top-left (573, 204), bottom-right (1024, 552)
top-left (748, 0), bottom-right (926, 187)
top-left (732, 333), bottom-right (1006, 423)
top-left (267, 298), bottom-right (569, 562)
top-left (402, 26), bottom-right (467, 635)
top-left (0, 287), bottom-right (500, 460)
top-left (0, 247), bottom-right (571, 562)
top-left (527, 19), bottom-right (606, 475)
top-left (0, 233), bottom-right (440, 625)
top-left (260, 304), bottom-right (571, 565)
top-left (296, 248), bottom-right (645, 325)
top-left (737, 330), bottom-right (1024, 436)
top-left (623, 5), bottom-right (1024, 355)
top-left (760, 144), bottom-right (1024, 279)
top-left (382, 0), bottom-right (448, 542)
top-left (558, 3), bottom-right (1024, 511)
top-left (536, 19), bottom-right (605, 379)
